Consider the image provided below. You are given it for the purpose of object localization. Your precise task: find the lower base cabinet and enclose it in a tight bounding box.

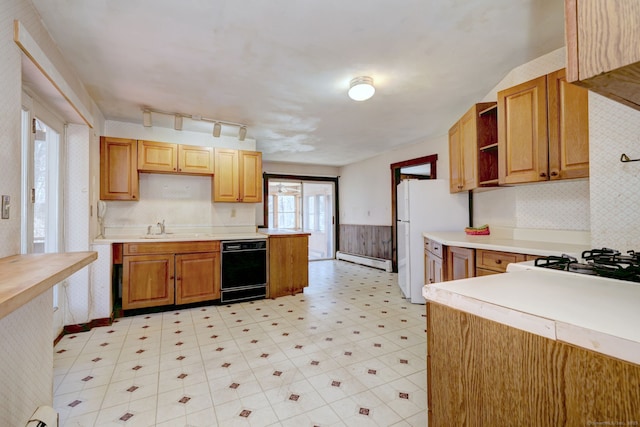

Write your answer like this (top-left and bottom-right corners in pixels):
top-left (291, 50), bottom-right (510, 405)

top-left (122, 241), bottom-right (220, 310)
top-left (427, 302), bottom-right (640, 426)
top-left (268, 234), bottom-right (309, 298)
top-left (176, 252), bottom-right (220, 305)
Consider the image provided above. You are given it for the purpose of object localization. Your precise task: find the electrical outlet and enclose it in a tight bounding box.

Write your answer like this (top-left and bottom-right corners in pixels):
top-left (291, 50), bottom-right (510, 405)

top-left (1, 195), bottom-right (9, 219)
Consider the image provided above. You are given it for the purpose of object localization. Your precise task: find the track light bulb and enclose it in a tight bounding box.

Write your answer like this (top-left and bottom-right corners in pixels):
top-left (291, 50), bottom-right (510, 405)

top-left (213, 122), bottom-right (221, 137)
top-left (238, 126), bottom-right (247, 141)
top-left (143, 110), bottom-right (152, 127)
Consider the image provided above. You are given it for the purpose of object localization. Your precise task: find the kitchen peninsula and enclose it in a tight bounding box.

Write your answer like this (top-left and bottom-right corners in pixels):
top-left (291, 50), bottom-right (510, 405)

top-left (423, 255), bottom-right (640, 425)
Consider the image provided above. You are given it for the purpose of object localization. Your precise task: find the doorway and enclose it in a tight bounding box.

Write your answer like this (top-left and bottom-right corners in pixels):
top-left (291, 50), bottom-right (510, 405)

top-left (264, 174), bottom-right (338, 260)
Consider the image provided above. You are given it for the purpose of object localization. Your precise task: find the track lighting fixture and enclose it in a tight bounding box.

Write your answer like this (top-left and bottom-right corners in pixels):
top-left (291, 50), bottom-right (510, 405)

top-left (348, 76), bottom-right (375, 101)
top-left (140, 108), bottom-right (248, 140)
top-left (143, 110), bottom-right (152, 127)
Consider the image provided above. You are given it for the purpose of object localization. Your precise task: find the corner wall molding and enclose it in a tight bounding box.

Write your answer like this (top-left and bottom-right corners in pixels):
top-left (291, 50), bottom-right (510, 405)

top-left (13, 20), bottom-right (94, 128)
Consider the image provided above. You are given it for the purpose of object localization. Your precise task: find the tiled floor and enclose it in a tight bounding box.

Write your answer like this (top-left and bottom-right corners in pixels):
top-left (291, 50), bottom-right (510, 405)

top-left (53, 260), bottom-right (427, 426)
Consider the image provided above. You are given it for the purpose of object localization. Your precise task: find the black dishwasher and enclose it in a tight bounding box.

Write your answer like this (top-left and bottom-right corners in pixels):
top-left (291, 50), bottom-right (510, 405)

top-left (220, 239), bottom-right (267, 303)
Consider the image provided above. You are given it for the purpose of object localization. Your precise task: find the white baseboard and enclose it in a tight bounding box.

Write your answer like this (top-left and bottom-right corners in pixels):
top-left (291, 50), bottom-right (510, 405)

top-left (335, 251), bottom-right (393, 272)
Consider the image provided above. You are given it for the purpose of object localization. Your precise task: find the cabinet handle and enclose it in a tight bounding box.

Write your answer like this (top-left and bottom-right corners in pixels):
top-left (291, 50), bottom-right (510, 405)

top-left (550, 171), bottom-right (558, 177)
top-left (539, 172), bottom-right (547, 177)
top-left (495, 259), bottom-right (502, 264)
top-left (457, 185), bottom-right (463, 189)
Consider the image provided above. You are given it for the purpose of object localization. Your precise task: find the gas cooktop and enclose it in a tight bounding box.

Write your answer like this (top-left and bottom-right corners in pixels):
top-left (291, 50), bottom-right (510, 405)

top-left (534, 248), bottom-right (640, 283)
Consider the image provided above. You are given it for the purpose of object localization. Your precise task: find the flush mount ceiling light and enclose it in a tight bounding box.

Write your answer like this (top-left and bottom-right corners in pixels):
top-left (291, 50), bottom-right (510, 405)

top-left (140, 108), bottom-right (248, 140)
top-left (213, 122), bottom-right (221, 138)
top-left (142, 110), bottom-right (152, 127)
top-left (348, 76), bottom-right (375, 101)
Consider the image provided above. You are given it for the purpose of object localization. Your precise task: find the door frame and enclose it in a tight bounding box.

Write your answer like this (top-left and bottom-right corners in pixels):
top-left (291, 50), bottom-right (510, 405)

top-left (390, 154), bottom-right (438, 272)
top-left (263, 173), bottom-right (339, 257)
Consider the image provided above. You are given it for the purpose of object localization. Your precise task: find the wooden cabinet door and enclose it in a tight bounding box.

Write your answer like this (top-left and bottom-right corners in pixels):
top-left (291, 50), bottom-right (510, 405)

top-left (547, 69), bottom-right (589, 180)
top-left (498, 75), bottom-right (549, 184)
top-left (459, 107), bottom-right (478, 191)
top-left (138, 140), bottom-right (177, 173)
top-left (100, 136), bottom-right (139, 200)
top-left (213, 148), bottom-right (240, 202)
top-left (239, 150), bottom-right (263, 203)
top-left (123, 254), bottom-right (174, 309)
top-left (448, 122), bottom-right (463, 193)
top-left (426, 251), bottom-right (444, 285)
top-left (175, 252), bottom-right (220, 304)
top-left (268, 235), bottom-right (309, 297)
top-left (446, 246), bottom-right (475, 281)
top-left (178, 145), bottom-right (214, 175)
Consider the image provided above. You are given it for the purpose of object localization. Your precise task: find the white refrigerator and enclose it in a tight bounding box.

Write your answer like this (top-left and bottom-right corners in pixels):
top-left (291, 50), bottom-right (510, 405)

top-left (397, 179), bottom-right (469, 303)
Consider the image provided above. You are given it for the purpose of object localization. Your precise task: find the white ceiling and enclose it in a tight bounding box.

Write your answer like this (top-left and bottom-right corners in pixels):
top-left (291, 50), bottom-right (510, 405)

top-left (29, 0), bottom-right (565, 166)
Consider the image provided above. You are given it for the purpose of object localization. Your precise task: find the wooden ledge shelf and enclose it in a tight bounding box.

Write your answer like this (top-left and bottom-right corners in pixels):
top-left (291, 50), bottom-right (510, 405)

top-left (0, 251), bottom-right (97, 320)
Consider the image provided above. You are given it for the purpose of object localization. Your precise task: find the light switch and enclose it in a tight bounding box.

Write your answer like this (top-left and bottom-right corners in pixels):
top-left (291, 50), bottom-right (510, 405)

top-left (1, 195), bottom-right (9, 219)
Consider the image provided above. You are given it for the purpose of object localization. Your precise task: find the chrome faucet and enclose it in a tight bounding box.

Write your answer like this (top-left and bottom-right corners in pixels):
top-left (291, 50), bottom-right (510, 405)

top-left (157, 220), bottom-right (165, 235)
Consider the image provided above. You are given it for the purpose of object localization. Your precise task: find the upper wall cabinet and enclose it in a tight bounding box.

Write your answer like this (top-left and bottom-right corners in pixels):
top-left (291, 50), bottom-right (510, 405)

top-left (138, 140), bottom-right (214, 175)
top-left (498, 68), bottom-right (589, 185)
top-left (213, 149), bottom-right (262, 203)
top-left (449, 102), bottom-right (498, 193)
top-left (565, 0), bottom-right (640, 111)
top-left (100, 136), bottom-right (139, 201)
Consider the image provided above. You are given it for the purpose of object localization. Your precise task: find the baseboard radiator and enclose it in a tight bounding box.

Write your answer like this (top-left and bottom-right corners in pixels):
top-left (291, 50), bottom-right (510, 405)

top-left (336, 251), bottom-right (393, 272)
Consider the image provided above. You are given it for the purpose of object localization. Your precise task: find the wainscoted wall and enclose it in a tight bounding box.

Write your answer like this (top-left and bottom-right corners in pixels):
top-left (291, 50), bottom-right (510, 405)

top-left (339, 224), bottom-right (393, 260)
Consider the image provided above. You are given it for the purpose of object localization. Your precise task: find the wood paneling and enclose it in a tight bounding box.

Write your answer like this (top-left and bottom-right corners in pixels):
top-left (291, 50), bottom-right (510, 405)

top-left (339, 224), bottom-right (392, 260)
top-left (427, 302), bottom-right (640, 426)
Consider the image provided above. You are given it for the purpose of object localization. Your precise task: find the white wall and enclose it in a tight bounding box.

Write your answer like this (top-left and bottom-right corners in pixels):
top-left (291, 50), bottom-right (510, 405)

top-left (339, 135), bottom-right (448, 225)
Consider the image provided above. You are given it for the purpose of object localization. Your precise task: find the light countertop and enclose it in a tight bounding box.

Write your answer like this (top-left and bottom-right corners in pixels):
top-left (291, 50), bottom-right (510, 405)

top-left (93, 232), bottom-right (267, 244)
top-left (423, 270), bottom-right (640, 365)
top-left (422, 231), bottom-right (590, 257)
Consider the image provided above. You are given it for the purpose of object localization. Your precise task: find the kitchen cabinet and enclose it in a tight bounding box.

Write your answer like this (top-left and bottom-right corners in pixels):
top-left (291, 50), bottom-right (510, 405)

top-left (565, 0), bottom-right (640, 111)
top-left (498, 68), bottom-right (589, 185)
top-left (475, 249), bottom-right (526, 276)
top-left (445, 246), bottom-right (475, 281)
top-left (122, 241), bottom-right (220, 310)
top-left (424, 238), bottom-right (444, 285)
top-left (427, 302), bottom-right (640, 426)
top-left (138, 140), bottom-right (214, 175)
top-left (213, 149), bottom-right (263, 202)
top-left (268, 234), bottom-right (309, 298)
top-left (100, 136), bottom-right (139, 201)
top-left (448, 102), bottom-right (498, 193)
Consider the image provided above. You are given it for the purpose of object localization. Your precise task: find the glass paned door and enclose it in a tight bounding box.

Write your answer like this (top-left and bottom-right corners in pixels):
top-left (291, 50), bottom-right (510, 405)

top-left (302, 182), bottom-right (334, 260)
top-left (21, 94), bottom-right (64, 307)
top-left (267, 179), bottom-right (335, 260)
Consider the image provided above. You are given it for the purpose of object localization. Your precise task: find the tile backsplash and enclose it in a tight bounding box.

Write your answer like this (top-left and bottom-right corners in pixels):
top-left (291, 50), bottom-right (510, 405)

top-left (589, 91), bottom-right (640, 251)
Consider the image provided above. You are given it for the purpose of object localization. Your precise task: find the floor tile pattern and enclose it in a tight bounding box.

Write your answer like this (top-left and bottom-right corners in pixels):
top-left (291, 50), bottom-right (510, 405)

top-left (54, 260), bottom-right (427, 426)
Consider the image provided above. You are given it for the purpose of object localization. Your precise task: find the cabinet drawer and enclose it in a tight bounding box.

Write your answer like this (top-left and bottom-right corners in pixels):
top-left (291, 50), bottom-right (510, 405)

top-left (475, 268), bottom-right (502, 277)
top-left (424, 238), bottom-right (443, 258)
top-left (124, 241), bottom-right (220, 255)
top-left (476, 249), bottom-right (526, 273)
